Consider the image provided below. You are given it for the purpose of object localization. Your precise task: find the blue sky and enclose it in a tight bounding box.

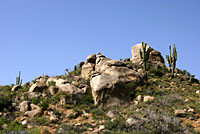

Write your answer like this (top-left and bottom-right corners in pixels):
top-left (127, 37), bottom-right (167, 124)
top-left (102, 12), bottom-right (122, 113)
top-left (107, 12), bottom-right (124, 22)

top-left (0, 0), bottom-right (200, 85)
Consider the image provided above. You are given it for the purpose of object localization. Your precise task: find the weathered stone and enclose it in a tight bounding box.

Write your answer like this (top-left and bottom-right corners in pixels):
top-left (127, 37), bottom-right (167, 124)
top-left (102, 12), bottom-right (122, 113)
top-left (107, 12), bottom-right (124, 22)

top-left (72, 81), bottom-right (79, 86)
top-left (136, 95), bottom-right (142, 102)
top-left (143, 96), bottom-right (155, 102)
top-left (33, 75), bottom-right (49, 83)
top-left (30, 104), bottom-right (40, 110)
top-left (29, 82), bottom-right (47, 92)
top-left (22, 82), bottom-right (30, 89)
top-left (131, 43), bottom-right (164, 64)
top-left (77, 61), bottom-right (85, 69)
top-left (48, 86), bottom-right (59, 95)
top-left (11, 85), bottom-right (21, 92)
top-left (19, 101), bottom-right (31, 113)
top-left (81, 63), bottom-right (95, 79)
top-left (106, 110), bottom-right (119, 118)
top-left (46, 77), bottom-right (57, 86)
top-left (48, 111), bottom-right (58, 121)
top-left (174, 109), bottom-right (187, 117)
top-left (22, 120), bottom-right (28, 125)
top-left (90, 59), bottom-right (142, 108)
top-left (126, 118), bottom-right (139, 127)
top-left (99, 125), bottom-right (105, 130)
top-left (55, 79), bottom-right (69, 87)
top-left (196, 90), bottom-right (200, 94)
top-left (86, 54), bottom-right (96, 64)
top-left (24, 109), bottom-right (41, 118)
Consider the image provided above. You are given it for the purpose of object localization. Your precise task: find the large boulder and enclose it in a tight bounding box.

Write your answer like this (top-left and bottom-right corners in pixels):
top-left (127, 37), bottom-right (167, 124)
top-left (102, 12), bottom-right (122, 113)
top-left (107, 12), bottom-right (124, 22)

top-left (90, 60), bottom-right (142, 108)
top-left (131, 43), bottom-right (164, 65)
top-left (86, 54), bottom-right (96, 64)
top-left (29, 82), bottom-right (47, 92)
top-left (33, 75), bottom-right (49, 83)
top-left (19, 101), bottom-right (31, 113)
top-left (95, 52), bottom-right (111, 70)
top-left (81, 63), bottom-right (95, 79)
top-left (11, 85), bottom-right (21, 92)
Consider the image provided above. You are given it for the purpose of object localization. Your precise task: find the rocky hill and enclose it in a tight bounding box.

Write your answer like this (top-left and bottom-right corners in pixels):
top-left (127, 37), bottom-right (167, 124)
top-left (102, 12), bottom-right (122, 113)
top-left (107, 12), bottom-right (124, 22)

top-left (0, 43), bottom-right (200, 134)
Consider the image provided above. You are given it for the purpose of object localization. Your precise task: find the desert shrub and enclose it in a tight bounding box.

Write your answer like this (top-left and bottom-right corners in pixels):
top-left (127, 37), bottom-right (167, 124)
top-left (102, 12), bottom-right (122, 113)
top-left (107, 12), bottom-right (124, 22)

top-left (53, 110), bottom-right (62, 117)
top-left (39, 98), bottom-right (50, 110)
top-left (4, 120), bottom-right (24, 131)
top-left (105, 117), bottom-right (126, 131)
top-left (149, 68), bottom-right (164, 77)
top-left (135, 109), bottom-right (188, 134)
top-left (81, 94), bottom-right (94, 104)
top-left (127, 62), bottom-right (142, 70)
top-left (54, 123), bottom-right (87, 134)
top-left (32, 97), bottom-right (40, 105)
top-left (0, 92), bottom-right (12, 111)
top-left (18, 88), bottom-right (28, 93)
top-left (32, 117), bottom-right (49, 126)
top-left (48, 81), bottom-right (56, 87)
top-left (0, 85), bottom-right (11, 92)
top-left (90, 108), bottom-right (105, 119)
top-left (51, 91), bottom-right (71, 105)
top-left (179, 69), bottom-right (192, 76)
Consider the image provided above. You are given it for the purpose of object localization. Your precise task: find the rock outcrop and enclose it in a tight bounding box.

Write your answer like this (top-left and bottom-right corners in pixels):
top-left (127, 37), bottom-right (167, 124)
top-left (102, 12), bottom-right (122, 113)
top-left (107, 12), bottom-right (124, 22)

top-left (29, 82), bottom-right (47, 92)
top-left (89, 54), bottom-right (143, 108)
top-left (81, 54), bottom-right (97, 79)
top-left (131, 43), bottom-right (165, 68)
top-left (11, 85), bottom-right (21, 92)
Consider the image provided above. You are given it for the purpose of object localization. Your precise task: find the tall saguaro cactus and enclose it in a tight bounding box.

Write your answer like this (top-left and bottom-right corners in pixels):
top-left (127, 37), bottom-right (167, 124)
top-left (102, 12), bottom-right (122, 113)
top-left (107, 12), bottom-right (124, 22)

top-left (16, 71), bottom-right (22, 86)
top-left (166, 45), bottom-right (172, 71)
top-left (140, 42), bottom-right (150, 72)
top-left (166, 44), bottom-right (177, 77)
top-left (172, 44), bottom-right (177, 77)
top-left (140, 42), bottom-right (150, 81)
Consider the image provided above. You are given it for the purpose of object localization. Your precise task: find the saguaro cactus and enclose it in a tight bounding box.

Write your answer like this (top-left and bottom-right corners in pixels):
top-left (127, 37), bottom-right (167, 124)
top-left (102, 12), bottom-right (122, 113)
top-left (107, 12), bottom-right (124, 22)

top-left (140, 42), bottom-right (150, 81)
top-left (172, 44), bottom-right (177, 77)
top-left (166, 45), bottom-right (172, 71)
top-left (16, 71), bottom-right (22, 86)
top-left (140, 42), bottom-right (150, 72)
top-left (166, 44), bottom-right (177, 77)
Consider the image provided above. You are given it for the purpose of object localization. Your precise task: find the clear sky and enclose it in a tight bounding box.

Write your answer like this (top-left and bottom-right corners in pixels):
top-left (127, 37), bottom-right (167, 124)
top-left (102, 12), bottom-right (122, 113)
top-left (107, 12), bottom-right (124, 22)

top-left (0, 0), bottom-right (200, 85)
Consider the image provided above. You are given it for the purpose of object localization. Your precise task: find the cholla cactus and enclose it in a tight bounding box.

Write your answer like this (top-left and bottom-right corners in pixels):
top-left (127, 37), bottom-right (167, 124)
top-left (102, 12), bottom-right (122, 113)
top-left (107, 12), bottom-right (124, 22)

top-left (140, 42), bottom-right (150, 72)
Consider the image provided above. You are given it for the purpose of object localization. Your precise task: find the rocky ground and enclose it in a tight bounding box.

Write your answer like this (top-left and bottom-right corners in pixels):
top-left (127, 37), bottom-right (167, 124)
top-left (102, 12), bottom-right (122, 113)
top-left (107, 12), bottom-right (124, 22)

top-left (0, 44), bottom-right (200, 134)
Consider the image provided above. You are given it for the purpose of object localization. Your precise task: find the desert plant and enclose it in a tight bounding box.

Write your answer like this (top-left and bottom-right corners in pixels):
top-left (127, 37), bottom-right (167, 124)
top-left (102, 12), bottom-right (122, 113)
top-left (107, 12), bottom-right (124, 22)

top-left (166, 45), bottom-right (172, 72)
top-left (16, 71), bottom-right (22, 86)
top-left (39, 98), bottom-right (50, 110)
top-left (166, 44), bottom-right (177, 77)
top-left (140, 42), bottom-right (150, 71)
top-left (140, 42), bottom-right (150, 81)
top-left (172, 44), bottom-right (177, 77)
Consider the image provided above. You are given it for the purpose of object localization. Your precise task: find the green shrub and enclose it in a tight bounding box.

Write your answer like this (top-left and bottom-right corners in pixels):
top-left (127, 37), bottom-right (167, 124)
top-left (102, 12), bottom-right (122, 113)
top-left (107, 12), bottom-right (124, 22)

top-left (32, 97), bottom-right (40, 105)
top-left (149, 68), bottom-right (164, 77)
top-left (4, 120), bottom-right (24, 131)
top-left (81, 94), bottom-right (94, 104)
top-left (0, 85), bottom-right (11, 92)
top-left (48, 81), bottom-right (56, 87)
top-left (0, 92), bottom-right (12, 111)
top-left (39, 98), bottom-right (50, 110)
top-left (105, 117), bottom-right (126, 131)
top-left (32, 117), bottom-right (49, 126)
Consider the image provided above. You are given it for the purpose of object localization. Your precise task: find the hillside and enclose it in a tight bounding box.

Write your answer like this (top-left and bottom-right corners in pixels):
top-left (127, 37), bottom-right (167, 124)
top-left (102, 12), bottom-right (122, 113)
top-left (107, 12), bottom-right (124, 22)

top-left (0, 43), bottom-right (200, 134)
